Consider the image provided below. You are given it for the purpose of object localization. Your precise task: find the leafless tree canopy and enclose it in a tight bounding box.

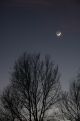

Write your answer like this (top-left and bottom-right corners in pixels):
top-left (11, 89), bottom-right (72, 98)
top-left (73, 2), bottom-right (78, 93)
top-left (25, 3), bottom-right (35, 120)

top-left (0, 53), bottom-right (60, 121)
top-left (60, 73), bottom-right (80, 121)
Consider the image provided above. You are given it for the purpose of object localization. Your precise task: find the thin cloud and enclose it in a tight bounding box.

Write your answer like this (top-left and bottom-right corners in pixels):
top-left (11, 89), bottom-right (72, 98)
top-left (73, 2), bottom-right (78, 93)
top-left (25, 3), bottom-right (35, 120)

top-left (61, 19), bottom-right (80, 33)
top-left (1, 0), bottom-right (79, 7)
top-left (0, 0), bottom-right (53, 7)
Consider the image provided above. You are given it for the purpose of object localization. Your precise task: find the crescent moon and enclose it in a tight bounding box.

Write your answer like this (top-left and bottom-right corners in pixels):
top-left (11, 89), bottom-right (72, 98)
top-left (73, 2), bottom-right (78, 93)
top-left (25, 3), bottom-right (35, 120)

top-left (56, 31), bottom-right (62, 37)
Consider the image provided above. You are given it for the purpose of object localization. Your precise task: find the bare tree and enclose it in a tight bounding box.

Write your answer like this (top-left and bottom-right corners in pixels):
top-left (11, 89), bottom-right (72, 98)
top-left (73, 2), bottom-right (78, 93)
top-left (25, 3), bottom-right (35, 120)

top-left (60, 73), bottom-right (80, 121)
top-left (0, 103), bottom-right (13, 121)
top-left (0, 53), bottom-right (60, 121)
top-left (0, 86), bottom-right (27, 121)
top-left (12, 53), bottom-right (61, 121)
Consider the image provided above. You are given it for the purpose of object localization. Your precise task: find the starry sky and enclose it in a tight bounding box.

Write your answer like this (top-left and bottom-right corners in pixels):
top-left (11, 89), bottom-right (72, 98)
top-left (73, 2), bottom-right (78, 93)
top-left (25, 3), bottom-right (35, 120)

top-left (0, 0), bottom-right (80, 92)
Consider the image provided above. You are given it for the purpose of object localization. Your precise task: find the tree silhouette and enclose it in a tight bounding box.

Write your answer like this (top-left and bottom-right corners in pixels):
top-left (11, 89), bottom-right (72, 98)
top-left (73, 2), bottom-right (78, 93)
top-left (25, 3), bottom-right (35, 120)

top-left (0, 53), bottom-right (61, 121)
top-left (60, 73), bottom-right (80, 121)
top-left (0, 85), bottom-right (27, 121)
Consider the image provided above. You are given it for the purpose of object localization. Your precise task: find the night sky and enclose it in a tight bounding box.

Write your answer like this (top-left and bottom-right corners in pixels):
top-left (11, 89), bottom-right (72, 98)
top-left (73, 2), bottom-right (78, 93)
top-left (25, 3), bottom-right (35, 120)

top-left (0, 0), bottom-right (80, 92)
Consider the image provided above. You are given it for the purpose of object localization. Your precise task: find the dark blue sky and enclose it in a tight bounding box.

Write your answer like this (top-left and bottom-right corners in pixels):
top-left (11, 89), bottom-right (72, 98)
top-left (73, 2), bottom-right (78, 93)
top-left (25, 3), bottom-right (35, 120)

top-left (0, 0), bottom-right (80, 92)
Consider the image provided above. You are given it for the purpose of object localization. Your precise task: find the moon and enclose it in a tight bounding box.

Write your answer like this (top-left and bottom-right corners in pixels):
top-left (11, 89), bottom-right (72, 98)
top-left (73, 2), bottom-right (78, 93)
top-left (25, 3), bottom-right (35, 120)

top-left (56, 31), bottom-right (62, 37)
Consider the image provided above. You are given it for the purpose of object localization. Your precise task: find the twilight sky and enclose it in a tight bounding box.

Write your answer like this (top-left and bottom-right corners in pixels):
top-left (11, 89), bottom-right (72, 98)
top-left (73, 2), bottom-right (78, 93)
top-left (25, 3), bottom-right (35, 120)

top-left (0, 0), bottom-right (80, 92)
